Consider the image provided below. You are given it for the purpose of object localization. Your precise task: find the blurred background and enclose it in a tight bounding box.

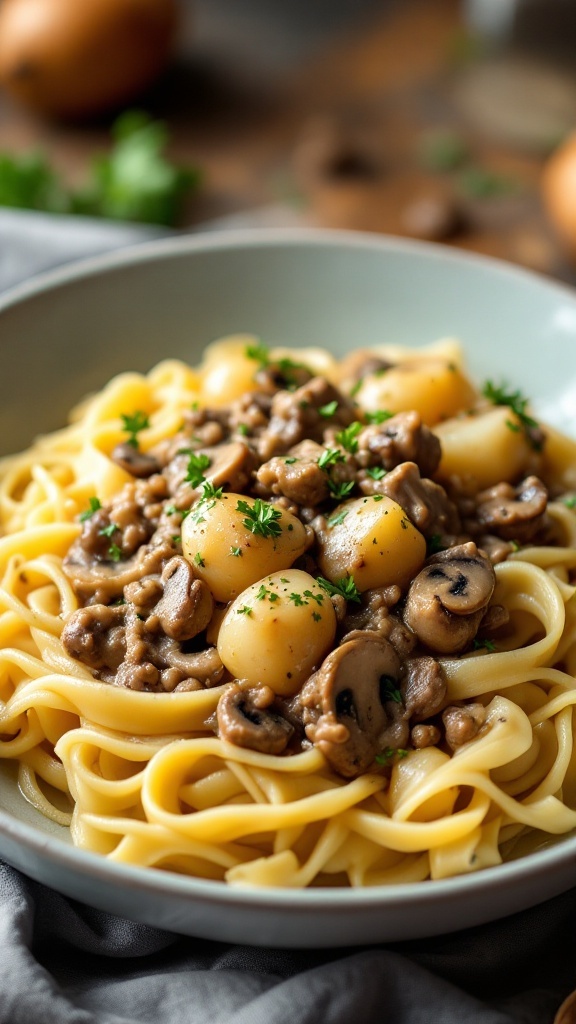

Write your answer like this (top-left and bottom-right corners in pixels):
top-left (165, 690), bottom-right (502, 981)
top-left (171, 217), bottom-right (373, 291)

top-left (2, 0), bottom-right (576, 282)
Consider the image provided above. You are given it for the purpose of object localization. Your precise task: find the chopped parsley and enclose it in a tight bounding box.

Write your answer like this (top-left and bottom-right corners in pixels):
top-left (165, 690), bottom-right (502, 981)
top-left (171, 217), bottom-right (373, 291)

top-left (327, 508), bottom-right (349, 528)
top-left (316, 574), bottom-right (361, 604)
top-left (200, 480), bottom-right (223, 501)
top-left (236, 423), bottom-right (249, 436)
top-left (365, 467), bottom-right (387, 481)
top-left (230, 546), bottom-right (242, 557)
top-left (120, 410), bottom-right (150, 448)
top-left (318, 448), bottom-right (345, 471)
top-left (98, 522), bottom-right (119, 538)
top-left (473, 638), bottom-right (496, 652)
top-left (364, 410), bottom-right (393, 425)
top-left (564, 495), bottom-right (576, 509)
top-left (237, 498), bottom-right (283, 539)
top-left (482, 380), bottom-right (542, 450)
top-left (327, 478), bottom-right (355, 500)
top-left (79, 496), bottom-right (102, 521)
top-left (194, 552), bottom-right (205, 567)
top-left (108, 543), bottom-right (123, 563)
top-left (375, 747), bottom-right (408, 766)
top-left (335, 421), bottom-right (363, 454)
top-left (380, 675), bottom-right (403, 703)
top-left (237, 605), bottom-right (252, 616)
top-left (319, 400), bottom-right (339, 418)
top-left (185, 452), bottom-right (211, 487)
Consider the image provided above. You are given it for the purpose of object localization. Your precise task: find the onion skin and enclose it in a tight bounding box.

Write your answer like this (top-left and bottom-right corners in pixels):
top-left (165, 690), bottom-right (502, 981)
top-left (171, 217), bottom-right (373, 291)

top-left (0, 0), bottom-right (179, 119)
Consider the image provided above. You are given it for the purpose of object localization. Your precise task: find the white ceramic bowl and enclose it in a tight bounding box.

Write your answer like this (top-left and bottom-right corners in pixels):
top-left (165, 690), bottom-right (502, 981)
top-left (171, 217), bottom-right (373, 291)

top-left (0, 228), bottom-right (575, 946)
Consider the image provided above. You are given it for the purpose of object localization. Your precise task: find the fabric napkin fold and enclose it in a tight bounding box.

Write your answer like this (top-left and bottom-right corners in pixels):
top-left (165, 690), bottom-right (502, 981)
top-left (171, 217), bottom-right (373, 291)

top-left (0, 207), bottom-right (575, 1024)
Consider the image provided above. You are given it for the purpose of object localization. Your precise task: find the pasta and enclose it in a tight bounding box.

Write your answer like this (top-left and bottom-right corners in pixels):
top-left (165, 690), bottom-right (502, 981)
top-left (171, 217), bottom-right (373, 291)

top-left (1, 334), bottom-right (576, 890)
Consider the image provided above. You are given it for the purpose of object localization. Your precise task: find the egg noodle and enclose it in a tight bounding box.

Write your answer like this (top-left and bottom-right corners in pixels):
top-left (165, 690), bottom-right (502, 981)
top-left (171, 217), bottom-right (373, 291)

top-left (1, 336), bottom-right (576, 888)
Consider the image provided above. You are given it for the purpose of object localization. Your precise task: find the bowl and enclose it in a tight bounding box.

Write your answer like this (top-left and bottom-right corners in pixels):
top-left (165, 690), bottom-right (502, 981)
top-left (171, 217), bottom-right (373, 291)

top-left (0, 227), bottom-right (575, 947)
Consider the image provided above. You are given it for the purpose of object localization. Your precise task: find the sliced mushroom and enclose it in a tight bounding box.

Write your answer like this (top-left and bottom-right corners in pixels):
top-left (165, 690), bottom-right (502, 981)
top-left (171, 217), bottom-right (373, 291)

top-left (403, 542), bottom-right (496, 654)
top-left (152, 556), bottom-right (214, 642)
top-left (475, 476), bottom-right (548, 543)
top-left (111, 442), bottom-right (161, 478)
top-left (217, 682), bottom-right (294, 754)
top-left (402, 656), bottom-right (447, 722)
top-left (301, 634), bottom-right (409, 777)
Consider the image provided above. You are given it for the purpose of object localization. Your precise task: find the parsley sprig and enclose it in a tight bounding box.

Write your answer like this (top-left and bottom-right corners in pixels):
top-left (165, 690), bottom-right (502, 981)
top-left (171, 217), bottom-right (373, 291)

top-left (482, 380), bottom-right (542, 450)
top-left (184, 452), bottom-right (211, 487)
top-left (121, 411), bottom-right (150, 448)
top-left (237, 498), bottom-right (283, 539)
top-left (335, 421), bottom-right (362, 454)
top-left (316, 574), bottom-right (361, 603)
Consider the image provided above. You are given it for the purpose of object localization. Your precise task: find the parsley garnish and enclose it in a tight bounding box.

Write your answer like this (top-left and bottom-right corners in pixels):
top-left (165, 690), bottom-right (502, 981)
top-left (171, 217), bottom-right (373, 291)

top-left (380, 675), bottom-right (403, 703)
top-left (335, 421), bottom-right (362, 454)
top-left (564, 496), bottom-right (576, 509)
top-left (237, 605), bottom-right (252, 616)
top-left (318, 448), bottom-right (345, 471)
top-left (482, 380), bottom-right (542, 449)
top-left (237, 498), bottom-right (283, 539)
top-left (319, 400), bottom-right (339, 418)
top-left (316, 574), bottom-right (361, 603)
top-left (327, 508), bottom-right (349, 528)
top-left (473, 638), bottom-right (496, 652)
top-left (365, 466), bottom-right (386, 480)
top-left (200, 480), bottom-right (223, 500)
top-left (375, 747), bottom-right (408, 766)
top-left (108, 543), bottom-right (123, 563)
top-left (185, 452), bottom-right (211, 487)
top-left (98, 522), bottom-right (118, 538)
top-left (79, 496), bottom-right (102, 522)
top-left (236, 423), bottom-right (249, 436)
top-left (364, 410), bottom-right (393, 425)
top-left (245, 342), bottom-right (269, 367)
top-left (120, 410), bottom-right (150, 448)
top-left (327, 478), bottom-right (355, 500)
top-left (194, 552), bottom-right (205, 567)
top-left (230, 546), bottom-right (242, 557)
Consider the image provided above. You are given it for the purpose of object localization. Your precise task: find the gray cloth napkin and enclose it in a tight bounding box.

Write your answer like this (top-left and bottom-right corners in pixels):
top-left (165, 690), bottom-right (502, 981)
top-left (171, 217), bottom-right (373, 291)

top-left (0, 208), bottom-right (575, 1024)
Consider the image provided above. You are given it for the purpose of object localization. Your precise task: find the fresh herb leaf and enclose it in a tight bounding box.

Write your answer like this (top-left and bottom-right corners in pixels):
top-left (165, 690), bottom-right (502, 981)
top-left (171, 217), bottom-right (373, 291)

top-left (380, 675), bottom-right (403, 703)
top-left (230, 546), bottom-right (242, 557)
top-left (327, 478), bottom-right (355, 500)
top-left (79, 496), bottom-right (102, 522)
top-left (316, 574), bottom-right (361, 603)
top-left (473, 638), bottom-right (496, 652)
top-left (245, 343), bottom-right (270, 367)
top-left (185, 452), bottom-right (211, 487)
top-left (71, 111), bottom-right (200, 226)
top-left (108, 543), bottom-right (123, 563)
top-left (327, 508), bottom-right (349, 528)
top-left (375, 747), bottom-right (408, 766)
top-left (200, 480), bottom-right (223, 500)
top-left (365, 466), bottom-right (387, 480)
top-left (564, 496), bottom-right (576, 509)
top-left (364, 410), bottom-right (393, 425)
top-left (194, 552), bottom-right (205, 567)
top-left (482, 380), bottom-right (542, 449)
top-left (317, 448), bottom-right (345, 470)
top-left (120, 410), bottom-right (150, 448)
top-left (98, 522), bottom-right (119, 538)
top-left (319, 400), bottom-right (339, 418)
top-left (237, 498), bottom-right (283, 539)
top-left (0, 152), bottom-right (69, 212)
top-left (335, 421), bottom-right (362, 454)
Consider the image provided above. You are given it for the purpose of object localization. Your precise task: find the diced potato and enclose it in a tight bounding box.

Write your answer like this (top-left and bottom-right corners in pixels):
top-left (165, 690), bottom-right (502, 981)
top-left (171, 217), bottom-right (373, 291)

top-left (181, 492), bottom-right (309, 603)
top-left (435, 407), bottom-right (536, 488)
top-left (317, 495), bottom-right (426, 592)
top-left (355, 358), bottom-right (477, 426)
top-left (217, 569), bottom-right (337, 695)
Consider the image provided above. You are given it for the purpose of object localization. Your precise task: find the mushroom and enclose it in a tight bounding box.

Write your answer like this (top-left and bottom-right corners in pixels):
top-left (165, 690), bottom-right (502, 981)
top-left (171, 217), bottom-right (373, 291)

top-left (168, 441), bottom-right (258, 508)
top-left (403, 542), bottom-right (496, 654)
top-left (216, 682), bottom-right (294, 754)
top-left (111, 442), bottom-right (161, 478)
top-left (442, 703), bottom-right (486, 750)
top-left (402, 656), bottom-right (447, 722)
top-left (151, 556), bottom-right (214, 642)
top-left (474, 475), bottom-right (548, 543)
top-left (301, 634), bottom-right (409, 777)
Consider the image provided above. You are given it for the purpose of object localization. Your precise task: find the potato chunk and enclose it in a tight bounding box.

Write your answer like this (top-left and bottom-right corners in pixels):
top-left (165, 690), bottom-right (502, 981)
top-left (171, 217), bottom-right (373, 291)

top-left (217, 569), bottom-right (337, 696)
top-left (317, 495), bottom-right (426, 592)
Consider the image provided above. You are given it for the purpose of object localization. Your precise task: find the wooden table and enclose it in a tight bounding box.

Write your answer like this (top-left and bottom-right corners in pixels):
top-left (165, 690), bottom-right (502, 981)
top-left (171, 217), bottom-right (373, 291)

top-left (0, 0), bottom-right (574, 283)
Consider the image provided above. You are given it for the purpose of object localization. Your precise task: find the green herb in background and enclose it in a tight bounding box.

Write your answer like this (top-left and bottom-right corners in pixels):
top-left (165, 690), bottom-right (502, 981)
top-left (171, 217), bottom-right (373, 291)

top-left (0, 152), bottom-right (68, 212)
top-left (0, 111), bottom-right (200, 226)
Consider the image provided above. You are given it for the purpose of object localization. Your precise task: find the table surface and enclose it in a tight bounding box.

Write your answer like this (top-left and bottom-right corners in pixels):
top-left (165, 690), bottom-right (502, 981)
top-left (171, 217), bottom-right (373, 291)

top-left (0, 0), bottom-right (575, 283)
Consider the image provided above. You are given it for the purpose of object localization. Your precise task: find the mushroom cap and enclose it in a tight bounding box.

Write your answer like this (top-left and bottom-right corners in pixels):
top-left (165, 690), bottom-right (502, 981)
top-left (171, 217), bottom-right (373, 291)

top-left (304, 634), bottom-right (407, 777)
top-left (217, 682), bottom-right (294, 755)
top-left (403, 542), bottom-right (496, 655)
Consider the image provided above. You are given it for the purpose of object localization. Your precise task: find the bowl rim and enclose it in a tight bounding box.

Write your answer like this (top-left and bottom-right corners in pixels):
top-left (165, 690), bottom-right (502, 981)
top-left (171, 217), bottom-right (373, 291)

top-left (2, 224), bottom-right (576, 316)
